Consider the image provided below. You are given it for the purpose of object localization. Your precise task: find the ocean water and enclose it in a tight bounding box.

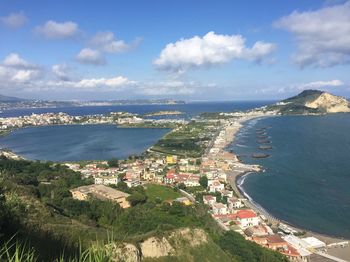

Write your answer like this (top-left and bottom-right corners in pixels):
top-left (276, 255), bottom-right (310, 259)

top-left (0, 102), bottom-right (269, 162)
top-left (230, 114), bottom-right (350, 238)
top-left (0, 101), bottom-right (272, 118)
top-left (0, 125), bottom-right (169, 161)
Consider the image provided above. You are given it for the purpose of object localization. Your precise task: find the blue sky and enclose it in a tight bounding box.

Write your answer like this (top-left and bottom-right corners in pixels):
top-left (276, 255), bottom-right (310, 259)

top-left (0, 0), bottom-right (350, 101)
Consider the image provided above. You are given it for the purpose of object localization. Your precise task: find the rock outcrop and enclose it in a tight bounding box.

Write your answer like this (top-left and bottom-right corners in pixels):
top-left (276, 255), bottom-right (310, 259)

top-left (266, 90), bottom-right (350, 114)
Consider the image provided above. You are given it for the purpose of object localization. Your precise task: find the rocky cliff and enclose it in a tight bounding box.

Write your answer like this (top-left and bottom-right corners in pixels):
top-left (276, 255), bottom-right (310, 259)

top-left (267, 90), bottom-right (350, 114)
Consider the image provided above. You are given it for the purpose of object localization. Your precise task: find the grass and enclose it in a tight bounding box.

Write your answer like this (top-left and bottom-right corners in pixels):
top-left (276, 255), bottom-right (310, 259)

top-left (151, 121), bottom-right (218, 157)
top-left (145, 184), bottom-right (181, 202)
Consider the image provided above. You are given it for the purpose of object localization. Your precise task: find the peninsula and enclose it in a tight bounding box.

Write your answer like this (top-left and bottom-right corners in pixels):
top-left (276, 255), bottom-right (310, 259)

top-left (0, 90), bottom-right (349, 262)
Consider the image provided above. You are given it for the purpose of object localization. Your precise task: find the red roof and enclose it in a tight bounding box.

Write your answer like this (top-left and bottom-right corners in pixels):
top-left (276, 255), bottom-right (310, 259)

top-left (236, 210), bottom-right (257, 219)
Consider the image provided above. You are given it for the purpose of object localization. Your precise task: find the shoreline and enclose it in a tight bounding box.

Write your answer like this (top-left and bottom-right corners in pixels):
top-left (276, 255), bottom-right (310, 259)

top-left (223, 114), bottom-right (350, 260)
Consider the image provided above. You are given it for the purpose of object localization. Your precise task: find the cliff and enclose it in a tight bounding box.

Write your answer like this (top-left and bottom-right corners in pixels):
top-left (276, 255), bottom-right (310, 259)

top-left (267, 90), bottom-right (350, 114)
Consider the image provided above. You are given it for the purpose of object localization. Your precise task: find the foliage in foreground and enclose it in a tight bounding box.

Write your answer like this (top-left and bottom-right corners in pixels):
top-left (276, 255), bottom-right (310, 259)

top-left (0, 156), bottom-right (287, 261)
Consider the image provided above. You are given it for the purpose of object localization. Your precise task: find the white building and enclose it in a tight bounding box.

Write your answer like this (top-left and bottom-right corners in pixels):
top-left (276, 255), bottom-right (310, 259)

top-left (203, 195), bottom-right (216, 206)
top-left (236, 210), bottom-right (260, 229)
top-left (208, 180), bottom-right (225, 193)
top-left (212, 203), bottom-right (228, 215)
top-left (94, 176), bottom-right (119, 186)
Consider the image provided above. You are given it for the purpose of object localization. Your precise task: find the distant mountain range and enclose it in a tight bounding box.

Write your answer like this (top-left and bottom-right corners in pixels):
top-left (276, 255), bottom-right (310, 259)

top-left (267, 90), bottom-right (350, 114)
top-left (0, 94), bottom-right (185, 110)
top-left (0, 94), bottom-right (26, 102)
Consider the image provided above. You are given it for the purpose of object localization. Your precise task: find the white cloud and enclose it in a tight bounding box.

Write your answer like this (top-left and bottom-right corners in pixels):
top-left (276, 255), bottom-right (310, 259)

top-left (138, 80), bottom-right (217, 95)
top-left (90, 31), bottom-right (141, 53)
top-left (76, 48), bottom-right (106, 65)
top-left (35, 20), bottom-right (79, 39)
top-left (256, 80), bottom-right (345, 96)
top-left (154, 31), bottom-right (275, 72)
top-left (297, 80), bottom-right (344, 89)
top-left (52, 64), bottom-right (71, 81)
top-left (0, 53), bottom-right (41, 84)
top-left (73, 76), bottom-right (132, 89)
top-left (1, 11), bottom-right (27, 28)
top-left (275, 1), bottom-right (350, 67)
top-left (3, 53), bottom-right (37, 69)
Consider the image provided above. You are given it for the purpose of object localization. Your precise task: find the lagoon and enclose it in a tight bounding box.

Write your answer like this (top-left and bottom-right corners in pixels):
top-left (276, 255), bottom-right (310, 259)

top-left (0, 125), bottom-right (169, 161)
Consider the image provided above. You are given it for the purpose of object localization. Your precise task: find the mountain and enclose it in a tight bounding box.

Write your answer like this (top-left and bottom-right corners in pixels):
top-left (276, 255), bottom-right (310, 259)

top-left (267, 90), bottom-right (350, 114)
top-left (0, 94), bottom-right (26, 102)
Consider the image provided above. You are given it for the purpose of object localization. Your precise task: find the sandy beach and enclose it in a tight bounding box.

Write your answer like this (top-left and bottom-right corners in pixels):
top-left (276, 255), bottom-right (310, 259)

top-left (222, 114), bottom-right (350, 261)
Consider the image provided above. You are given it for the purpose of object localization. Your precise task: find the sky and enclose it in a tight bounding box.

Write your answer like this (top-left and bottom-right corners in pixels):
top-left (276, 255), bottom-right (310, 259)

top-left (1, 0), bottom-right (350, 101)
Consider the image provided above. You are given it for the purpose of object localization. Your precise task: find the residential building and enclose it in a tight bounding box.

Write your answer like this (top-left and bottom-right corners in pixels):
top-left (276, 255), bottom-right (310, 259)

top-left (70, 184), bottom-right (130, 208)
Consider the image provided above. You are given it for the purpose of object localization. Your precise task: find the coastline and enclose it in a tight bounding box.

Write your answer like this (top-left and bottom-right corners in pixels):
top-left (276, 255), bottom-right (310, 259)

top-left (224, 114), bottom-right (350, 261)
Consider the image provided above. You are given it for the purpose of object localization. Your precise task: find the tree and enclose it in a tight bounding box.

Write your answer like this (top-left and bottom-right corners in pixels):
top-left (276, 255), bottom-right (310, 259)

top-left (177, 183), bottom-right (186, 190)
top-left (107, 158), bottom-right (119, 168)
top-left (116, 181), bottom-right (130, 193)
top-left (199, 175), bottom-right (208, 188)
top-left (127, 192), bottom-right (147, 206)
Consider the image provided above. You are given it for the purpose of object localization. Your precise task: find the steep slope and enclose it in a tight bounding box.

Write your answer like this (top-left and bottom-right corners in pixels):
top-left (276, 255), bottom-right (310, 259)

top-left (267, 90), bottom-right (350, 114)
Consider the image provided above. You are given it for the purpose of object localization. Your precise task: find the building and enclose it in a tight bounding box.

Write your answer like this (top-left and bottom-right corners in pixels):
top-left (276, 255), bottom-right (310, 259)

top-left (203, 195), bottom-right (216, 206)
top-left (212, 203), bottom-right (228, 215)
top-left (208, 180), bottom-right (225, 193)
top-left (227, 197), bottom-right (244, 210)
top-left (244, 225), bottom-right (270, 237)
top-left (164, 172), bottom-right (200, 187)
top-left (236, 209), bottom-right (260, 228)
top-left (70, 184), bottom-right (130, 208)
top-left (94, 176), bottom-right (119, 186)
top-left (166, 155), bottom-right (177, 164)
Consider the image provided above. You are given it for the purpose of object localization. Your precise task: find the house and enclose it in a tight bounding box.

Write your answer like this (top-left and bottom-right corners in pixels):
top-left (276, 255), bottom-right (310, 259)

top-left (166, 155), bottom-right (177, 164)
top-left (164, 169), bottom-right (177, 184)
top-left (94, 176), bottom-right (119, 186)
top-left (227, 197), bottom-right (244, 210)
top-left (244, 225), bottom-right (270, 237)
top-left (164, 172), bottom-right (200, 187)
top-left (70, 184), bottom-right (130, 208)
top-left (236, 209), bottom-right (260, 228)
top-left (203, 195), bottom-right (216, 206)
top-left (222, 190), bottom-right (234, 198)
top-left (208, 180), bottom-right (225, 193)
top-left (212, 203), bottom-right (228, 215)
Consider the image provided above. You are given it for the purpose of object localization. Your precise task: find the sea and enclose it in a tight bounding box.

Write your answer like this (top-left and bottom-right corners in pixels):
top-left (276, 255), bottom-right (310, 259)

top-left (1, 101), bottom-right (350, 238)
top-left (230, 114), bottom-right (350, 239)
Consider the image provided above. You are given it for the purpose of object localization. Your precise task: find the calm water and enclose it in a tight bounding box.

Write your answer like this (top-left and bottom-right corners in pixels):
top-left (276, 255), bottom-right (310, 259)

top-left (0, 101), bottom-right (272, 118)
top-left (230, 114), bottom-right (350, 238)
top-left (0, 125), bottom-right (169, 161)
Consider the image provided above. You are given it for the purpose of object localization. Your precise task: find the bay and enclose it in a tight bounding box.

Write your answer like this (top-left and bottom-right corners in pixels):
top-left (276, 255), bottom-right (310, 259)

top-left (230, 114), bottom-right (350, 238)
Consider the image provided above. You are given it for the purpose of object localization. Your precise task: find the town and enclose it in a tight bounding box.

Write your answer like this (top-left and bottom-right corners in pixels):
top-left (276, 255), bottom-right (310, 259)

top-left (59, 110), bottom-right (348, 262)
top-left (0, 111), bottom-right (186, 131)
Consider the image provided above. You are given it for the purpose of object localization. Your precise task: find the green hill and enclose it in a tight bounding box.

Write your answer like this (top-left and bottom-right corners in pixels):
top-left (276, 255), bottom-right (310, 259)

top-left (0, 157), bottom-right (287, 261)
top-left (266, 89), bottom-right (350, 114)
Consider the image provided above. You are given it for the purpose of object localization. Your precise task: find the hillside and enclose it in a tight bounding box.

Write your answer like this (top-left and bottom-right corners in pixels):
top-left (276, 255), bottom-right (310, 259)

top-left (266, 90), bottom-right (350, 114)
top-left (0, 157), bottom-right (287, 261)
top-left (0, 94), bottom-right (26, 102)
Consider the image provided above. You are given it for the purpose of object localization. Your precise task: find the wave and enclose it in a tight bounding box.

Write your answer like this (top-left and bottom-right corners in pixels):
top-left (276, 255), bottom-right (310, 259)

top-left (236, 144), bottom-right (248, 148)
top-left (237, 173), bottom-right (272, 218)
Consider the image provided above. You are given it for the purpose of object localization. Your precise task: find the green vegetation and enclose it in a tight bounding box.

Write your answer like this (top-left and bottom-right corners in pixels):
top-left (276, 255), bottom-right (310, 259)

top-left (151, 121), bottom-right (218, 157)
top-left (145, 184), bottom-right (181, 202)
top-left (199, 175), bottom-right (208, 188)
top-left (266, 89), bottom-right (329, 115)
top-left (119, 122), bottom-right (178, 129)
top-left (216, 231), bottom-right (288, 262)
top-left (0, 156), bottom-right (287, 261)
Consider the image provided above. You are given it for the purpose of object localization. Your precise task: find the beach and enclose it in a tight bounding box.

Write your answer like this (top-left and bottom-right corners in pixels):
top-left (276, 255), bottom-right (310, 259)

top-left (220, 114), bottom-right (350, 261)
